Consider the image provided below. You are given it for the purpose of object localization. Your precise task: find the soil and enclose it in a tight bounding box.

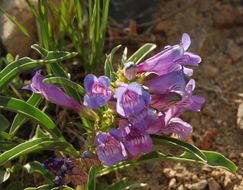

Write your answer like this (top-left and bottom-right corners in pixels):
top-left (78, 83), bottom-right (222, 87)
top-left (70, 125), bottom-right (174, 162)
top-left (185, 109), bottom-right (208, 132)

top-left (108, 0), bottom-right (243, 189)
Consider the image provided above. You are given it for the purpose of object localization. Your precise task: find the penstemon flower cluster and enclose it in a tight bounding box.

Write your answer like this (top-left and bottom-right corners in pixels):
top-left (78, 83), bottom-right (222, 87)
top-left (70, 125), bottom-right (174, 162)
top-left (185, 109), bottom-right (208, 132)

top-left (24, 33), bottom-right (205, 185)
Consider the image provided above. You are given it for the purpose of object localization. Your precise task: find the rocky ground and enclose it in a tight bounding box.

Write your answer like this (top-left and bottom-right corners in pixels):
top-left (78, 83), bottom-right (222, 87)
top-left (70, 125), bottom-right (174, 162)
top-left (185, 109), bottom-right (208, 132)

top-left (1, 0), bottom-right (243, 189)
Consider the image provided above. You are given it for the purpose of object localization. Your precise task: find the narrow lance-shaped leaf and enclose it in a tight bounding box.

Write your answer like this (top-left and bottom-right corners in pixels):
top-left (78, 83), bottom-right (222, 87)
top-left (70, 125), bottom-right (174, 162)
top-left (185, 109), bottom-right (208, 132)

top-left (104, 45), bottom-right (121, 82)
top-left (128, 43), bottom-right (157, 64)
top-left (0, 45), bottom-right (78, 90)
top-left (0, 96), bottom-right (63, 140)
top-left (33, 44), bottom-right (81, 102)
top-left (98, 149), bottom-right (237, 176)
top-left (23, 161), bottom-right (54, 184)
top-left (0, 137), bottom-right (79, 166)
top-left (0, 131), bottom-right (23, 151)
top-left (152, 135), bottom-right (207, 162)
top-left (0, 113), bottom-right (10, 131)
top-left (9, 93), bottom-right (43, 135)
top-left (87, 167), bottom-right (96, 190)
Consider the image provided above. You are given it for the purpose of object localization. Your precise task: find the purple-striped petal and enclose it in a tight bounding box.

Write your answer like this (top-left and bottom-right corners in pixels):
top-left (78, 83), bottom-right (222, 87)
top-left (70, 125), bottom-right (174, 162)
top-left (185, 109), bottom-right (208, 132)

top-left (150, 92), bottom-right (181, 110)
top-left (95, 132), bottom-right (127, 166)
top-left (83, 74), bottom-right (112, 109)
top-left (137, 45), bottom-right (184, 75)
top-left (84, 74), bottom-right (98, 92)
top-left (98, 76), bottom-right (110, 87)
top-left (115, 82), bottom-right (150, 117)
top-left (144, 70), bottom-right (186, 95)
top-left (161, 117), bottom-right (192, 139)
top-left (121, 125), bottom-right (152, 157)
top-left (147, 114), bottom-right (165, 134)
top-left (176, 52), bottom-right (201, 66)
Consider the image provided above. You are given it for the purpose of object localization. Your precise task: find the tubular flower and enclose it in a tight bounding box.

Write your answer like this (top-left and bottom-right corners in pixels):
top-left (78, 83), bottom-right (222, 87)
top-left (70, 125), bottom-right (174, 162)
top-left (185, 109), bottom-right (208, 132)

top-left (144, 70), bottom-right (186, 95)
top-left (83, 74), bottom-right (112, 109)
top-left (146, 111), bottom-right (192, 139)
top-left (23, 70), bottom-right (83, 112)
top-left (95, 130), bottom-right (127, 166)
top-left (115, 82), bottom-right (150, 117)
top-left (137, 33), bottom-right (201, 76)
top-left (170, 79), bottom-right (205, 117)
top-left (120, 124), bottom-right (153, 157)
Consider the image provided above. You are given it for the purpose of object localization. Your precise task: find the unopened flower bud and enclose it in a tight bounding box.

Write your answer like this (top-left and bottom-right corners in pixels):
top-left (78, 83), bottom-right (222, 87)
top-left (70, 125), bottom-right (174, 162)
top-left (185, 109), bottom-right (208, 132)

top-left (124, 62), bottom-right (137, 80)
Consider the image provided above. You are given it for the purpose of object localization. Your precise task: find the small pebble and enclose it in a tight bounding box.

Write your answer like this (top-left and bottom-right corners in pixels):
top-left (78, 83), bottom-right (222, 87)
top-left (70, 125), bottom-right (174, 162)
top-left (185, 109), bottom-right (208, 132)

top-left (208, 178), bottom-right (221, 190)
top-left (168, 178), bottom-right (176, 189)
top-left (189, 180), bottom-right (208, 190)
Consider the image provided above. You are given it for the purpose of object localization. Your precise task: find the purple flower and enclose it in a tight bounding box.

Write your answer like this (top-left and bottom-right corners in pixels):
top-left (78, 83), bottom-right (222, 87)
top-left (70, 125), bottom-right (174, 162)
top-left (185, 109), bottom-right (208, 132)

top-left (83, 74), bottom-right (112, 109)
top-left (43, 158), bottom-right (68, 176)
top-left (150, 92), bottom-right (181, 110)
top-left (115, 82), bottom-right (150, 117)
top-left (120, 124), bottom-right (153, 157)
top-left (171, 79), bottom-right (205, 117)
top-left (95, 130), bottom-right (127, 166)
top-left (124, 62), bottom-right (137, 80)
top-left (144, 70), bottom-right (186, 95)
top-left (146, 111), bottom-right (192, 139)
top-left (137, 33), bottom-right (201, 76)
top-left (23, 71), bottom-right (83, 112)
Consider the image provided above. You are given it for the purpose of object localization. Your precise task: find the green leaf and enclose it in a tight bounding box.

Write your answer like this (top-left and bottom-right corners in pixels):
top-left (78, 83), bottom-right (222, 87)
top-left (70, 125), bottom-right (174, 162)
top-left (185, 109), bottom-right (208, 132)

top-left (25, 185), bottom-right (54, 190)
top-left (43, 77), bottom-right (85, 95)
top-left (0, 45), bottom-right (78, 90)
top-left (25, 185), bottom-right (73, 190)
top-left (179, 151), bottom-right (237, 174)
top-left (0, 7), bottom-right (30, 37)
top-left (0, 131), bottom-right (23, 151)
top-left (87, 167), bottom-right (96, 190)
top-left (0, 137), bottom-right (79, 166)
top-left (32, 44), bottom-right (81, 102)
top-left (0, 96), bottom-right (64, 140)
top-left (0, 114), bottom-right (10, 131)
top-left (152, 135), bottom-right (207, 162)
top-left (98, 149), bottom-right (237, 176)
top-left (10, 93), bottom-right (43, 135)
top-left (127, 43), bottom-right (156, 64)
top-left (104, 45), bottom-right (121, 82)
top-left (0, 168), bottom-right (10, 184)
top-left (121, 47), bottom-right (128, 66)
top-left (23, 161), bottom-right (54, 184)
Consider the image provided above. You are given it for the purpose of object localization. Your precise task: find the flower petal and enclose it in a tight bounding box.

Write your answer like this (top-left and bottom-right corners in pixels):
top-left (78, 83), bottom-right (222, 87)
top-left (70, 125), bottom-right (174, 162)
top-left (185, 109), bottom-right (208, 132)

top-left (181, 33), bottom-right (191, 51)
top-left (145, 70), bottom-right (186, 95)
top-left (84, 74), bottom-right (97, 92)
top-left (95, 132), bottom-right (127, 166)
top-left (98, 76), bottom-right (110, 87)
top-left (122, 125), bottom-right (152, 157)
top-left (161, 117), bottom-right (192, 139)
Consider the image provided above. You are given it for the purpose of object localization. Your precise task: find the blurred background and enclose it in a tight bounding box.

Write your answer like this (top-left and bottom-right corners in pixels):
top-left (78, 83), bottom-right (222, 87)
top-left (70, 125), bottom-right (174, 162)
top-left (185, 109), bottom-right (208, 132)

top-left (1, 0), bottom-right (243, 189)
